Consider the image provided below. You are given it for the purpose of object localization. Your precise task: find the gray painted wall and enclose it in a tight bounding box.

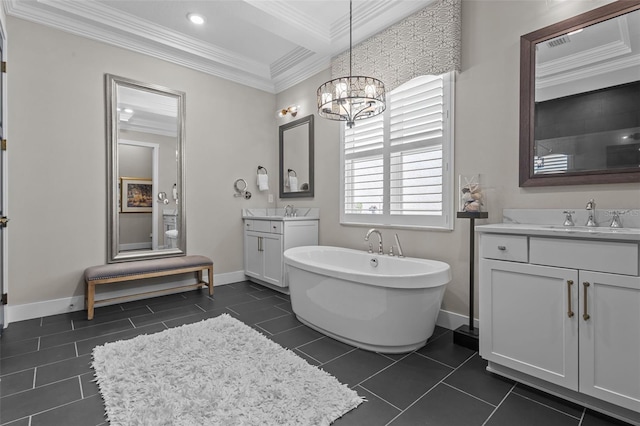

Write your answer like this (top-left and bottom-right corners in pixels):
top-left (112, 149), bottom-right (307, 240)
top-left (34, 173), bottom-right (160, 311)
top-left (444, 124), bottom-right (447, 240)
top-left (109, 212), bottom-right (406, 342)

top-left (7, 16), bottom-right (277, 307)
top-left (5, 0), bottom-right (638, 322)
top-left (275, 0), bottom-right (640, 319)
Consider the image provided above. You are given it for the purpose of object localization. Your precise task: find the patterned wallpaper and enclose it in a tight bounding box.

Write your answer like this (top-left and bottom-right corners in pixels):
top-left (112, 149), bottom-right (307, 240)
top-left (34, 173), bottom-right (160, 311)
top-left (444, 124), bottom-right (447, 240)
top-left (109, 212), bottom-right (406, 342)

top-left (331, 0), bottom-right (461, 92)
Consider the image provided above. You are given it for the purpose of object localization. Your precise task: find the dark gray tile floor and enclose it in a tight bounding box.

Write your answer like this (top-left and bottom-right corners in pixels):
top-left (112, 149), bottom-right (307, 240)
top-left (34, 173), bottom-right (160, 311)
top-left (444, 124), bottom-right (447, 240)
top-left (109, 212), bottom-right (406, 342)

top-left (0, 281), bottom-right (633, 426)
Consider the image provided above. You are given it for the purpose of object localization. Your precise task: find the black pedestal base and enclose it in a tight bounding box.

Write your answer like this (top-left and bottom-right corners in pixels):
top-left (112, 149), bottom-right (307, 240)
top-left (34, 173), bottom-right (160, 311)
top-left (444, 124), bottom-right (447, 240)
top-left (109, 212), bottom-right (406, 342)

top-left (453, 324), bottom-right (479, 351)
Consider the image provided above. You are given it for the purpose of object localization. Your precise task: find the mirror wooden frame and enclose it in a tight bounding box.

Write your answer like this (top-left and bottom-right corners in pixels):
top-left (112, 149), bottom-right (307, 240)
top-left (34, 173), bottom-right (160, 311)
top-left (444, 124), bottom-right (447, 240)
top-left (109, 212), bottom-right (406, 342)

top-left (279, 114), bottom-right (314, 199)
top-left (519, 0), bottom-right (640, 187)
top-left (106, 74), bottom-right (187, 263)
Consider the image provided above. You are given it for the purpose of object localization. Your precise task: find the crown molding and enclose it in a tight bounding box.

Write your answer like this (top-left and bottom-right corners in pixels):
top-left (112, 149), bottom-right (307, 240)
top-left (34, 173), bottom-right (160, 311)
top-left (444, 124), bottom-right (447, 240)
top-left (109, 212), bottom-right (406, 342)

top-left (5, 0), bottom-right (429, 94)
top-left (39, 0), bottom-right (270, 76)
top-left (6, 0), bottom-right (276, 91)
top-left (273, 54), bottom-right (332, 94)
top-left (271, 46), bottom-right (315, 79)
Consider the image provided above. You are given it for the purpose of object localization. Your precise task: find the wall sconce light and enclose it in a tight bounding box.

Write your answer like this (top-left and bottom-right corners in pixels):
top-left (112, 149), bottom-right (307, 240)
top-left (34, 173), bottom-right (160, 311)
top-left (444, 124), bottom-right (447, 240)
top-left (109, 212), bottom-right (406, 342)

top-left (278, 105), bottom-right (299, 118)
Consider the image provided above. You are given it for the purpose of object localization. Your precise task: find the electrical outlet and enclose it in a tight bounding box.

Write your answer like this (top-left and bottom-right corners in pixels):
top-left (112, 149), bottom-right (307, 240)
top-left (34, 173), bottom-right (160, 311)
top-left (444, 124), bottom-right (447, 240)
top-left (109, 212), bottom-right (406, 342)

top-left (268, 194), bottom-right (274, 203)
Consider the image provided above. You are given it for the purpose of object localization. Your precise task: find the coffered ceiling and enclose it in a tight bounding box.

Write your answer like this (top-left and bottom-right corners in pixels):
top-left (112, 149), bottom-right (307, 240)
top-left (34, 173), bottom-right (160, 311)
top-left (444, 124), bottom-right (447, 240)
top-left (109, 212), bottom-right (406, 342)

top-left (4, 0), bottom-right (433, 93)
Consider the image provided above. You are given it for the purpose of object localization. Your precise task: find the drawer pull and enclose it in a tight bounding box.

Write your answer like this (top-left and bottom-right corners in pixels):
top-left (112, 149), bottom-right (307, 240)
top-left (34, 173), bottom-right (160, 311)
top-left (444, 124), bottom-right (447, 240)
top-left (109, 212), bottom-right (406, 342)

top-left (583, 282), bottom-right (590, 321)
top-left (567, 280), bottom-right (574, 318)
top-left (497, 245), bottom-right (506, 251)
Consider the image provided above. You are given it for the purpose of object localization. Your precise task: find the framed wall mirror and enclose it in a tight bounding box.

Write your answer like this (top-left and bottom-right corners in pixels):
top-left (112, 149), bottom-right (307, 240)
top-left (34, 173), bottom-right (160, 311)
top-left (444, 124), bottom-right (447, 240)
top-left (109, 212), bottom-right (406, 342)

top-left (519, 1), bottom-right (640, 186)
top-left (279, 114), bottom-right (314, 198)
top-left (106, 74), bottom-right (186, 263)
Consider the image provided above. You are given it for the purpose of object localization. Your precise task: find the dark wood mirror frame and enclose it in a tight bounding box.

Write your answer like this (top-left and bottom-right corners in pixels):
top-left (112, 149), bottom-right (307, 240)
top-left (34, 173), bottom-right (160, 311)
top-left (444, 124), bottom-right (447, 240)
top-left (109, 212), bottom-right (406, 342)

top-left (279, 114), bottom-right (314, 199)
top-left (519, 0), bottom-right (640, 187)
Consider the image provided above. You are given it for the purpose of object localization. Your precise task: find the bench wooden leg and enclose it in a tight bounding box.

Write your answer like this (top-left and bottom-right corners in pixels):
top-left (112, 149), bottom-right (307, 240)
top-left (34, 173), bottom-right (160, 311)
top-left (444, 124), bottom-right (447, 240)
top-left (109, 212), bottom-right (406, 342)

top-left (86, 281), bottom-right (95, 320)
top-left (197, 266), bottom-right (214, 296)
top-left (207, 265), bottom-right (214, 296)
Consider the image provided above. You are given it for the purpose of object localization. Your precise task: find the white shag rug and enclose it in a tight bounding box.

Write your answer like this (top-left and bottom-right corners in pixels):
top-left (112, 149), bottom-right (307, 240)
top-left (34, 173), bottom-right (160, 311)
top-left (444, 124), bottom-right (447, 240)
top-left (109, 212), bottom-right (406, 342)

top-left (92, 314), bottom-right (363, 425)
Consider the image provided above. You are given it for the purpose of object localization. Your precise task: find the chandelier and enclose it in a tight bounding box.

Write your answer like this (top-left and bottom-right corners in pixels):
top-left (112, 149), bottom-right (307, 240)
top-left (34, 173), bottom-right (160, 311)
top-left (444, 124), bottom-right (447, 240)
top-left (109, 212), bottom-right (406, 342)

top-left (317, 0), bottom-right (386, 128)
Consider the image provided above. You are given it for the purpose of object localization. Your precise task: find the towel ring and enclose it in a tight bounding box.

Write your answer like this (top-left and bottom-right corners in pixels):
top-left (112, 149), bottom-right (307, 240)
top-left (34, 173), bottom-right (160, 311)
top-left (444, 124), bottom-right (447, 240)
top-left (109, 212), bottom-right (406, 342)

top-left (257, 166), bottom-right (268, 175)
top-left (287, 169), bottom-right (297, 177)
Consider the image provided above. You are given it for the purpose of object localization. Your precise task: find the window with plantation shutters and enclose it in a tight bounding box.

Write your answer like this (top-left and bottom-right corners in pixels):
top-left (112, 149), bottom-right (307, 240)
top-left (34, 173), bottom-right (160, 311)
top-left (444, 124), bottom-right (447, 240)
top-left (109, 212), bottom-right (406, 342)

top-left (341, 73), bottom-right (454, 229)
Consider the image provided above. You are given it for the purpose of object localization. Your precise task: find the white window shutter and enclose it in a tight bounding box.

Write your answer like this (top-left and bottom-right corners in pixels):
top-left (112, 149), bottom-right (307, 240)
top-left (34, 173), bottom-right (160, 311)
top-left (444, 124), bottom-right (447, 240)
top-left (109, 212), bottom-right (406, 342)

top-left (341, 73), bottom-right (454, 229)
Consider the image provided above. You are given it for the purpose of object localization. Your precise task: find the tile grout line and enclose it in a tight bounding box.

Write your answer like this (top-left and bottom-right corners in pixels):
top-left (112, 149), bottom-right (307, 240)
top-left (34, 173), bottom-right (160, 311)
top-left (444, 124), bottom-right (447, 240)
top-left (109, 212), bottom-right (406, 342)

top-left (294, 348), bottom-right (323, 365)
top-left (74, 341), bottom-right (79, 358)
top-left (314, 347), bottom-right (358, 367)
top-left (511, 389), bottom-right (583, 421)
top-left (357, 384), bottom-right (404, 412)
top-left (351, 352), bottom-right (413, 390)
top-left (578, 407), bottom-right (587, 425)
top-left (441, 381), bottom-right (498, 408)
top-left (383, 352), bottom-right (477, 425)
top-left (292, 335), bottom-right (327, 351)
top-left (413, 350), bottom-right (467, 369)
top-left (481, 383), bottom-right (516, 426)
top-left (6, 395), bottom-right (89, 425)
top-left (128, 318), bottom-right (136, 329)
top-left (32, 367), bottom-right (37, 389)
top-left (78, 375), bottom-right (84, 399)
top-left (226, 307), bottom-right (241, 316)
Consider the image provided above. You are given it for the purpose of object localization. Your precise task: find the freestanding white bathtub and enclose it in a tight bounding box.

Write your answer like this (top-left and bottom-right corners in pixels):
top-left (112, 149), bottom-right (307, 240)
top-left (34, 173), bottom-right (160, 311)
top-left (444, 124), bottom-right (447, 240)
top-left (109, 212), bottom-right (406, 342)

top-left (283, 246), bottom-right (452, 354)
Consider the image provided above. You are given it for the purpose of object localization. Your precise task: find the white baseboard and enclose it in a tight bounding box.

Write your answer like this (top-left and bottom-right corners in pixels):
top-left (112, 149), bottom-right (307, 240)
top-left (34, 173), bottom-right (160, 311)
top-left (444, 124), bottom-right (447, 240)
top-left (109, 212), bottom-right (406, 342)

top-left (5, 270), bottom-right (244, 324)
top-left (213, 270), bottom-right (246, 286)
top-left (436, 309), bottom-right (479, 331)
top-left (7, 294), bottom-right (87, 324)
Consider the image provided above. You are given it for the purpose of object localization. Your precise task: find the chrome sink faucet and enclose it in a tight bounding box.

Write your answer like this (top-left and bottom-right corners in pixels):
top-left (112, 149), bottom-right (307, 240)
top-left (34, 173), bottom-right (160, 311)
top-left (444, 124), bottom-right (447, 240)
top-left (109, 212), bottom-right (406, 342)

top-left (563, 210), bottom-right (575, 227)
top-left (609, 211), bottom-right (624, 228)
top-left (365, 229), bottom-right (383, 255)
top-left (284, 204), bottom-right (294, 217)
top-left (585, 198), bottom-right (596, 227)
top-left (394, 233), bottom-right (405, 257)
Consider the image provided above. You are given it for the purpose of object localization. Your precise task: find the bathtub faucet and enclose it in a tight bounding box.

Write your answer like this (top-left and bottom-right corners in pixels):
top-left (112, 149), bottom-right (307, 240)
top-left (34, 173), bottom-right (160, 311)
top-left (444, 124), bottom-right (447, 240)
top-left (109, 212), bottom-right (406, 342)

top-left (365, 229), bottom-right (383, 255)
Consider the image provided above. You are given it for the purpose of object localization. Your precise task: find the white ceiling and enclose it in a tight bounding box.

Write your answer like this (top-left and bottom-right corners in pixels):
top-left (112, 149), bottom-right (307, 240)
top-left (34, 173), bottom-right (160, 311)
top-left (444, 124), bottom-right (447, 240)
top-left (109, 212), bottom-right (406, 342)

top-left (4, 0), bottom-right (433, 93)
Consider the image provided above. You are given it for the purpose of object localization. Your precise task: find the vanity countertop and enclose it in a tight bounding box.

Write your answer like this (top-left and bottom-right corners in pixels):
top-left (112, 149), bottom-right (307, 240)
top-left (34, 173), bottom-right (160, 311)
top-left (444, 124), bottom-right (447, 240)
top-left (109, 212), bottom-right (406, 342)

top-left (242, 208), bottom-right (319, 221)
top-left (476, 223), bottom-right (640, 242)
top-left (476, 208), bottom-right (640, 242)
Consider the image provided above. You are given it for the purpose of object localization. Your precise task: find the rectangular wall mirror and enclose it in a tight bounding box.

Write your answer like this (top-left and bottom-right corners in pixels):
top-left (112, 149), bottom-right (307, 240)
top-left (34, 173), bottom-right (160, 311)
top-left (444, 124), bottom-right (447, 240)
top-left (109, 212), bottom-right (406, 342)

top-left (106, 74), bottom-right (186, 263)
top-left (279, 114), bottom-right (314, 198)
top-left (519, 1), bottom-right (640, 186)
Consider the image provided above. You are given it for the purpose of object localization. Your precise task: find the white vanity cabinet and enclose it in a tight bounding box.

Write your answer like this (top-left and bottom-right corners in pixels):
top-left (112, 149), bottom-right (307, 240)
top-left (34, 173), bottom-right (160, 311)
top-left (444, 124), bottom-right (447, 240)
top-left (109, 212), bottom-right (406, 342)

top-left (243, 218), bottom-right (318, 290)
top-left (479, 230), bottom-right (640, 420)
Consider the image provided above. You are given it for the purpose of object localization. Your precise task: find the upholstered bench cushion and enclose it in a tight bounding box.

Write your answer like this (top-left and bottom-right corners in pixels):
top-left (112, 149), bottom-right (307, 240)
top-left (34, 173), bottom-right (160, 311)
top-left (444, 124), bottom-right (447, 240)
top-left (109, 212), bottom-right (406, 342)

top-left (85, 255), bottom-right (213, 281)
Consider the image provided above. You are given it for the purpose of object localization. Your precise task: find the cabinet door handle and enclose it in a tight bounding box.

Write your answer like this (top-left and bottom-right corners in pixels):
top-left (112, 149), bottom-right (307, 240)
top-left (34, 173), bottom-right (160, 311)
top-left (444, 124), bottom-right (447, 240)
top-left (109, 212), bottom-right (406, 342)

top-left (583, 282), bottom-right (590, 321)
top-left (258, 237), bottom-right (263, 252)
top-left (497, 245), bottom-right (506, 251)
top-left (567, 280), bottom-right (574, 318)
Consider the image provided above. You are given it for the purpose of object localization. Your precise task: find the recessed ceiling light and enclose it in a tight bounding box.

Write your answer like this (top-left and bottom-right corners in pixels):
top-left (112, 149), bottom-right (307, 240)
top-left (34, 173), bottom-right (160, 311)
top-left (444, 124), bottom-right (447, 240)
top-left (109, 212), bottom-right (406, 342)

top-left (187, 13), bottom-right (205, 25)
top-left (123, 108), bottom-right (134, 114)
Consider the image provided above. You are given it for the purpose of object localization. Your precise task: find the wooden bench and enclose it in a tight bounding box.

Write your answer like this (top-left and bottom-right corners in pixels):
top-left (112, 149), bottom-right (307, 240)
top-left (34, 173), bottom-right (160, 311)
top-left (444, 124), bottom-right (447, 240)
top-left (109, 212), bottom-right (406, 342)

top-left (84, 255), bottom-right (213, 320)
